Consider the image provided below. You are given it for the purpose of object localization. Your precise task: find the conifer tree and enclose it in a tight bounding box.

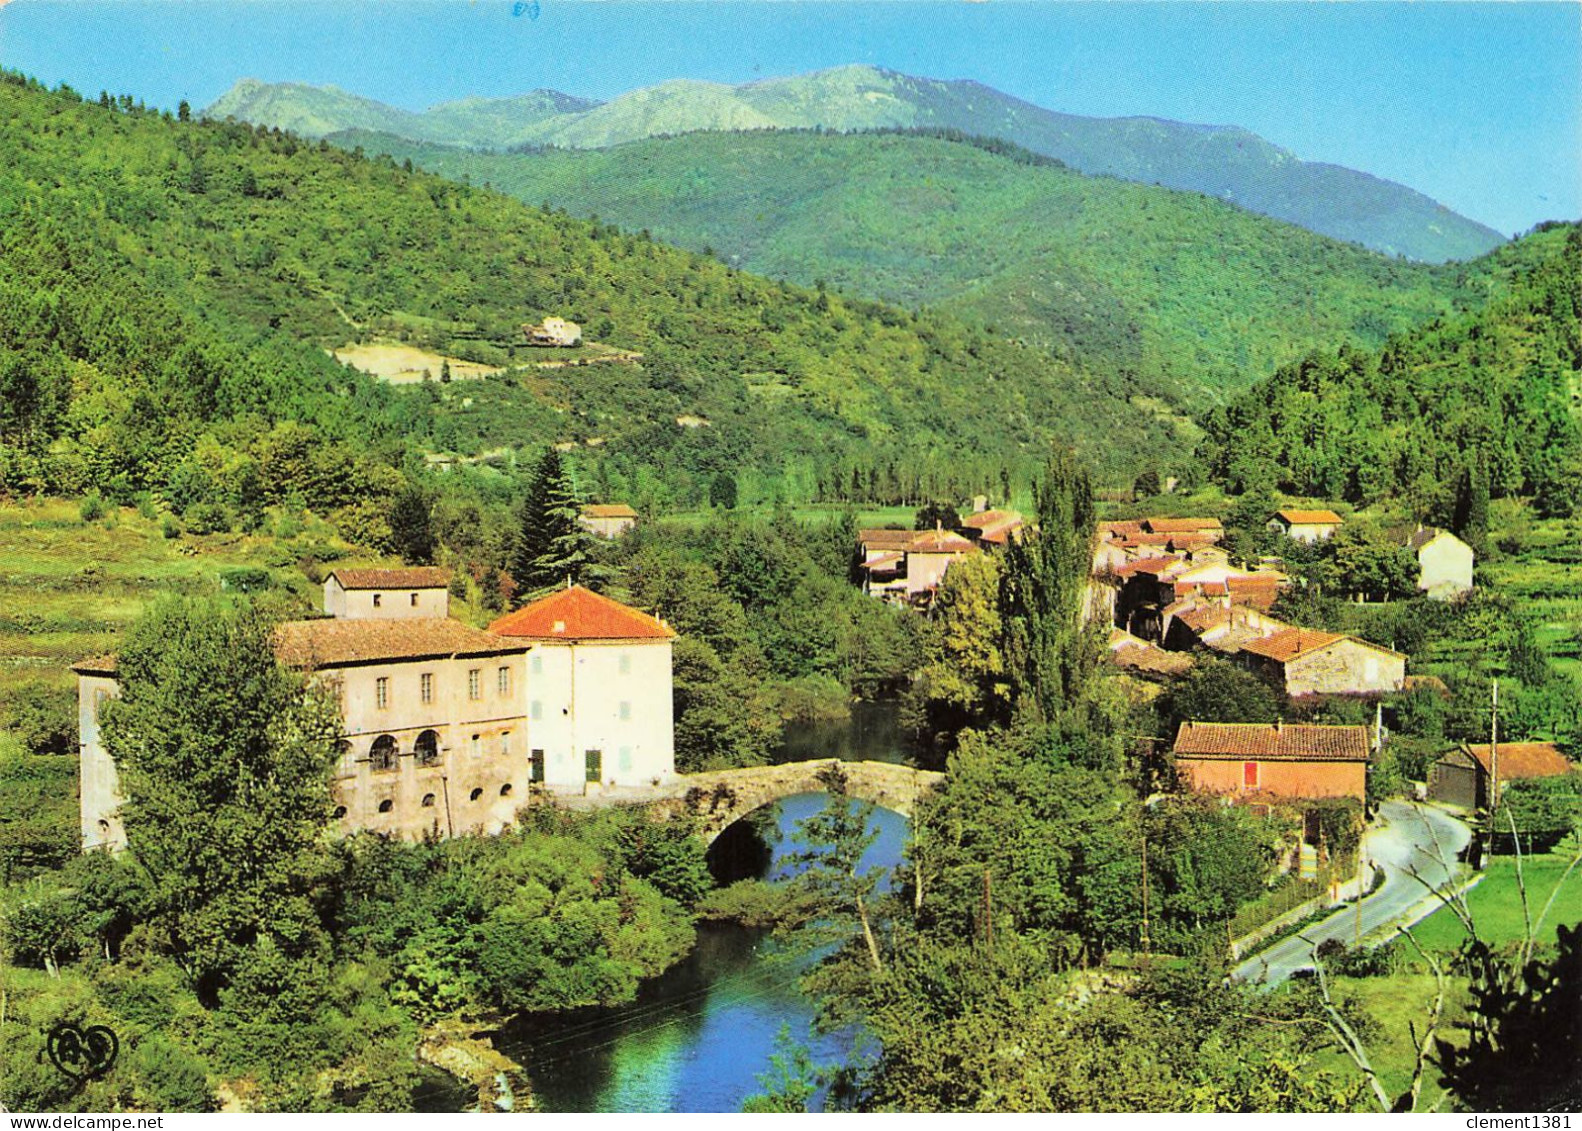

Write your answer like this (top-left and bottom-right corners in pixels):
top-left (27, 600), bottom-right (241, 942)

top-left (509, 448), bottom-right (593, 600)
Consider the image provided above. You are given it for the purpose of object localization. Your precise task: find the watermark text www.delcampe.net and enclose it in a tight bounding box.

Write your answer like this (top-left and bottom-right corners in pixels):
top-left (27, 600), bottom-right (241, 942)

top-left (6, 1118), bottom-right (164, 1129)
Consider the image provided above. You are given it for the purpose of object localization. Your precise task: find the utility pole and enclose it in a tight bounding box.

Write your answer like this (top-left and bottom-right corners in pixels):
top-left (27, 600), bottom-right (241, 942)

top-left (1484, 679), bottom-right (1499, 869)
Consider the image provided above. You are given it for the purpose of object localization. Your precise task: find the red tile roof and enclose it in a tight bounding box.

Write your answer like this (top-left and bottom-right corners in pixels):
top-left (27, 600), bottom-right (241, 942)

top-left (909, 529), bottom-right (977, 554)
top-left (960, 509), bottom-right (1021, 531)
top-left (489, 585), bottom-right (675, 641)
top-left (1116, 556), bottom-right (1180, 578)
top-left (860, 551), bottom-right (905, 571)
top-left (1241, 627), bottom-right (1346, 663)
top-left (1144, 517), bottom-right (1223, 534)
top-left (582, 504), bottom-right (638, 519)
top-left (1226, 575), bottom-right (1283, 611)
top-left (859, 529), bottom-right (918, 551)
top-left (72, 654), bottom-right (119, 676)
top-left (1275, 509), bottom-right (1344, 526)
top-left (1461, 742), bottom-right (1574, 782)
top-left (328, 567), bottom-right (452, 590)
top-left (275, 618), bottom-right (522, 668)
top-left (1174, 721), bottom-right (1371, 762)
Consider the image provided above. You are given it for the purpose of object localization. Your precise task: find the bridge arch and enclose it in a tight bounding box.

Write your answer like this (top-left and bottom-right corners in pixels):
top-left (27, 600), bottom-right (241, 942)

top-left (650, 759), bottom-right (945, 846)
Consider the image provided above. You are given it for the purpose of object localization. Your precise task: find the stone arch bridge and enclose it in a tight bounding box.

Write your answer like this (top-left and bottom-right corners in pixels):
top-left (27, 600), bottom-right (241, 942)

top-left (647, 760), bottom-right (945, 844)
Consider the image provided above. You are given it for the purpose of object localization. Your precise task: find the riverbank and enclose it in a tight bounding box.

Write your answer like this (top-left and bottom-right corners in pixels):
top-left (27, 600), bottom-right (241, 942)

top-left (419, 1018), bottom-right (533, 1113)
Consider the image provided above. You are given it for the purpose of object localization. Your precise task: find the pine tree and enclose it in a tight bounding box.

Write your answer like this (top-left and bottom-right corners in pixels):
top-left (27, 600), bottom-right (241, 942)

top-left (509, 448), bottom-right (592, 599)
top-left (1453, 455), bottom-right (1490, 553)
top-left (388, 485), bottom-right (437, 565)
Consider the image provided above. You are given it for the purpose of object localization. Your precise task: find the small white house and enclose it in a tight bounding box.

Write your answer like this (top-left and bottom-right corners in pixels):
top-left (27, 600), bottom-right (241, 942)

top-left (1408, 527), bottom-right (1474, 600)
top-left (489, 585), bottom-right (676, 794)
top-left (323, 567), bottom-right (451, 620)
top-left (1268, 509), bottom-right (1344, 544)
top-left (579, 504), bottom-right (639, 539)
top-left (524, 316), bottom-right (582, 347)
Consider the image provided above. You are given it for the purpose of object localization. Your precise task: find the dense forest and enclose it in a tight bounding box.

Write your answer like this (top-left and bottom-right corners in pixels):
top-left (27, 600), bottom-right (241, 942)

top-left (1198, 223), bottom-right (1582, 518)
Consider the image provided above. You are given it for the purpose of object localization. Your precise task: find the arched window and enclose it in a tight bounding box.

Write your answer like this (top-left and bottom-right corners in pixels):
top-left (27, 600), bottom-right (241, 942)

top-left (499, 783), bottom-right (513, 797)
top-left (332, 805), bottom-right (347, 819)
top-left (421, 793), bottom-right (437, 808)
top-left (97, 819), bottom-right (111, 834)
top-left (377, 799), bottom-right (394, 813)
top-left (370, 735), bottom-right (397, 772)
top-left (415, 730), bottom-right (440, 768)
top-left (469, 787), bottom-right (483, 802)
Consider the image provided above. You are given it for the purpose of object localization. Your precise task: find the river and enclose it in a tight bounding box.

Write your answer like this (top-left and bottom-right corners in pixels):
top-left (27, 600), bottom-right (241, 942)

top-left (485, 703), bottom-right (914, 1113)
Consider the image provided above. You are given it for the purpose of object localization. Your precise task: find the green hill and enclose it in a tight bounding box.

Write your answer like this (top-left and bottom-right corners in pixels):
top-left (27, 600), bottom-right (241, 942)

top-left (206, 65), bottom-right (1506, 263)
top-left (1199, 222), bottom-right (1582, 515)
top-left (329, 127), bottom-right (1476, 405)
top-left (0, 71), bottom-right (1184, 523)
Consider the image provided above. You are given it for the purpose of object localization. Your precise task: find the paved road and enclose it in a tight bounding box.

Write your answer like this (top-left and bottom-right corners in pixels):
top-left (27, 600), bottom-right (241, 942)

top-left (1234, 800), bottom-right (1472, 986)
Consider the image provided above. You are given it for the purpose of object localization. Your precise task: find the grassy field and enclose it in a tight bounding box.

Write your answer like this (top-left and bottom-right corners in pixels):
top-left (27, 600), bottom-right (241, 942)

top-left (1312, 973), bottom-right (1470, 1110)
top-left (1405, 848), bottom-right (1582, 952)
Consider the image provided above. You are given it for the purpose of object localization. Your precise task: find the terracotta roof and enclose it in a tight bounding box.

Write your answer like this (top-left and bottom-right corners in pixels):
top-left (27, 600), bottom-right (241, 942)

top-left (980, 528), bottom-right (1016, 546)
top-left (1275, 509), bottom-right (1344, 526)
top-left (859, 529), bottom-right (917, 551)
top-left (582, 504), bottom-right (639, 519)
top-left (489, 585), bottom-right (675, 641)
top-left (1241, 627), bottom-right (1346, 663)
top-left (1226, 575), bottom-right (1283, 611)
top-left (1144, 517), bottom-right (1223, 534)
top-left (860, 551), bottom-right (905, 571)
top-left (1112, 643), bottom-right (1193, 676)
top-left (960, 509), bottom-right (1021, 531)
top-left (1116, 556), bottom-right (1181, 578)
top-left (327, 567), bottom-right (452, 591)
top-left (908, 529), bottom-right (976, 554)
top-left (1173, 721), bottom-right (1371, 762)
top-left (274, 618), bottom-right (522, 668)
top-left (72, 654), bottom-right (119, 676)
top-left (1461, 742), bottom-right (1574, 782)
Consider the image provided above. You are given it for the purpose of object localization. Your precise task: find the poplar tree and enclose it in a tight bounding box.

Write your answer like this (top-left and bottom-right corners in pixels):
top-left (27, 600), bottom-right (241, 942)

top-left (998, 449), bottom-right (1099, 725)
top-left (509, 448), bottom-right (593, 599)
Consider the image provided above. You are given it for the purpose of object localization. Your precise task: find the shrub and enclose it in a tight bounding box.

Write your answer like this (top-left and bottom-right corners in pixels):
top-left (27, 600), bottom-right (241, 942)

top-left (78, 491), bottom-right (105, 522)
top-left (184, 501), bottom-right (231, 535)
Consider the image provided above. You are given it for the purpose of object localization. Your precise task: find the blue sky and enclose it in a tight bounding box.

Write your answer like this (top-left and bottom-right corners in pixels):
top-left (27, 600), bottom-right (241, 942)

top-left (0, 1), bottom-right (1576, 235)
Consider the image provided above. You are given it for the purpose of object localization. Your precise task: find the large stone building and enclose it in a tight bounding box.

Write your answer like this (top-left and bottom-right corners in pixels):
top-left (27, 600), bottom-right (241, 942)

top-left (488, 585), bottom-right (676, 795)
top-left (1173, 721), bottom-right (1371, 802)
top-left (75, 573), bottom-right (677, 851)
top-left (1240, 628), bottom-right (1406, 699)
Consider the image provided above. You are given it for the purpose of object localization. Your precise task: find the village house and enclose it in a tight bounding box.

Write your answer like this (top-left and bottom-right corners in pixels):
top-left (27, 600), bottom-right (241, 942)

top-left (1268, 508), bottom-right (1345, 544)
top-left (1427, 741), bottom-right (1575, 812)
top-left (488, 585), bottom-right (676, 795)
top-left (1172, 720), bottom-right (1372, 803)
top-left (580, 503), bottom-right (640, 539)
top-left (523, 316), bottom-right (582, 347)
top-left (76, 573), bottom-right (677, 852)
top-left (1240, 628), bottom-right (1406, 699)
top-left (958, 508), bottom-right (1024, 547)
top-left (857, 526), bottom-right (977, 605)
top-left (323, 566), bottom-right (452, 619)
top-left (1108, 628), bottom-right (1193, 680)
top-left (1162, 600), bottom-right (1291, 656)
top-left (1407, 526), bottom-right (1474, 600)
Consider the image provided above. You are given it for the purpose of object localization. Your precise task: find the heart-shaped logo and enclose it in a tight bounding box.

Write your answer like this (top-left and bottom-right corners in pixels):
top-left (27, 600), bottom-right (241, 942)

top-left (45, 1022), bottom-right (118, 1081)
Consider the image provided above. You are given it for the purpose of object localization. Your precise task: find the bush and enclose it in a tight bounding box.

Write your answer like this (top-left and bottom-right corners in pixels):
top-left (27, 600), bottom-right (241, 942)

top-left (1, 682), bottom-right (77, 755)
top-left (78, 491), bottom-right (105, 522)
top-left (161, 514), bottom-right (182, 539)
top-left (184, 501), bottom-right (231, 535)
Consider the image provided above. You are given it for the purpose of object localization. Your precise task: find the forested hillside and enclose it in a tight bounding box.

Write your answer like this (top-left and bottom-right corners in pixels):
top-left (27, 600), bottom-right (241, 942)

top-left (1198, 222), bottom-right (1582, 517)
top-left (208, 64), bottom-right (1506, 262)
top-left (0, 71), bottom-right (1182, 525)
top-left (333, 128), bottom-right (1481, 404)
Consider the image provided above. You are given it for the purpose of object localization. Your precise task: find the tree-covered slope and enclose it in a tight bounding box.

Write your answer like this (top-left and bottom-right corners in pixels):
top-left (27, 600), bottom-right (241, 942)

top-left (332, 127), bottom-right (1475, 404)
top-left (1199, 223), bottom-right (1582, 518)
top-left (0, 72), bottom-right (1178, 515)
top-left (206, 64), bottom-right (1506, 262)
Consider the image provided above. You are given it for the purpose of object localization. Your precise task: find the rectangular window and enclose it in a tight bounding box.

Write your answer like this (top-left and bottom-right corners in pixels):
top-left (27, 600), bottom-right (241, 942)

top-left (470, 734), bottom-right (481, 757)
top-left (420, 672), bottom-right (433, 704)
top-left (530, 749), bottom-right (545, 783)
top-left (468, 669), bottom-right (481, 700)
top-left (410, 592), bottom-right (419, 607)
top-left (373, 593), bottom-right (382, 608)
top-left (618, 654), bottom-right (631, 676)
top-left (497, 666), bottom-right (511, 695)
top-left (376, 677), bottom-right (389, 709)
top-left (585, 749), bottom-right (602, 783)
top-left (619, 701), bottom-right (631, 721)
top-left (618, 746), bottom-right (632, 773)
top-left (1243, 761), bottom-right (1259, 789)
top-left (531, 654), bottom-right (543, 675)
top-left (530, 700), bottom-right (543, 721)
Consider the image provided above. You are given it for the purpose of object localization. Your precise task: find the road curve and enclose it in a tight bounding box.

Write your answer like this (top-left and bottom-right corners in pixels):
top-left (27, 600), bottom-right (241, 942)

top-left (1234, 800), bottom-right (1472, 986)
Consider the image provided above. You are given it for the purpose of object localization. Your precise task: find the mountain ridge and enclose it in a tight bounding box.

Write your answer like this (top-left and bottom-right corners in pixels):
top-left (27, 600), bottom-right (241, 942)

top-left (204, 64), bottom-right (1506, 262)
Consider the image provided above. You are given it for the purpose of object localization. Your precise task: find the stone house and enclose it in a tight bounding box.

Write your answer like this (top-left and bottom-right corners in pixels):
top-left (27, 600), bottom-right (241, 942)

top-left (958, 508), bottom-right (1024, 547)
top-left (1428, 741), bottom-right (1574, 811)
top-left (323, 566), bottom-right (452, 620)
top-left (1268, 509), bottom-right (1345, 544)
top-left (524, 316), bottom-right (582, 347)
top-left (1240, 628), bottom-right (1406, 699)
top-left (488, 585), bottom-right (676, 795)
top-left (856, 527), bottom-right (977, 604)
top-left (580, 503), bottom-right (639, 539)
top-left (1173, 720), bottom-right (1371, 802)
top-left (1408, 527), bottom-right (1474, 600)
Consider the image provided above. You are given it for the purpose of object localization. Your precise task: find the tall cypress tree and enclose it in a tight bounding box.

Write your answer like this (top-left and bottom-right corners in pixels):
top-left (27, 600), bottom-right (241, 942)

top-left (998, 449), bottom-right (1099, 725)
top-left (509, 448), bottom-right (593, 600)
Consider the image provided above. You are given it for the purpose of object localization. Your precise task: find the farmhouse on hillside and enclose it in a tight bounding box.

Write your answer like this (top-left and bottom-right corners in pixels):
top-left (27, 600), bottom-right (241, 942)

top-left (580, 503), bottom-right (640, 539)
top-left (1172, 720), bottom-right (1372, 802)
top-left (1427, 741), bottom-right (1575, 811)
top-left (1240, 628), bottom-right (1406, 699)
top-left (76, 573), bottom-right (676, 852)
top-left (1407, 526), bottom-right (1474, 600)
top-left (1268, 508), bottom-right (1345, 543)
top-left (523, 316), bottom-right (583, 347)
